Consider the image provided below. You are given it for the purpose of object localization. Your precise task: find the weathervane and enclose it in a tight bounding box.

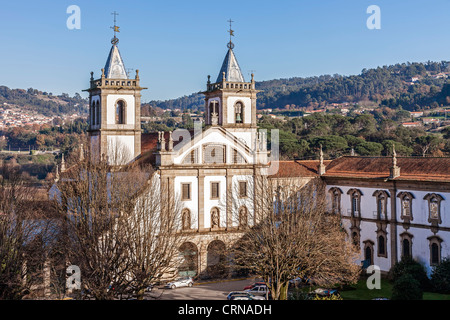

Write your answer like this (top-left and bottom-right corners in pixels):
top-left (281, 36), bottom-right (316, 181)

top-left (227, 18), bottom-right (235, 49)
top-left (111, 11), bottom-right (120, 45)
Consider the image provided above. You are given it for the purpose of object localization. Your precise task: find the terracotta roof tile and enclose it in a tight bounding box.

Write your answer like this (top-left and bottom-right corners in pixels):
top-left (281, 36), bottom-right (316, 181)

top-left (322, 156), bottom-right (450, 182)
top-left (268, 160), bottom-right (331, 178)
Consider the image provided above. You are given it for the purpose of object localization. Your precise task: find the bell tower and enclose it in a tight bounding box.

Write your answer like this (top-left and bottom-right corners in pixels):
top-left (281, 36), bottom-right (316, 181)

top-left (202, 20), bottom-right (259, 149)
top-left (85, 15), bottom-right (146, 164)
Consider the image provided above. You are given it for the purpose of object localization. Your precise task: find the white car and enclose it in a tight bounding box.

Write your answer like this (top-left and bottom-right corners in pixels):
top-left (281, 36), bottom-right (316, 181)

top-left (165, 277), bottom-right (194, 289)
top-left (227, 291), bottom-right (265, 300)
top-left (245, 285), bottom-right (269, 296)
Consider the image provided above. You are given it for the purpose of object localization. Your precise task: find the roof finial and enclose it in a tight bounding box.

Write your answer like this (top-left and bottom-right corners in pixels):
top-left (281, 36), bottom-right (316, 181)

top-left (318, 144), bottom-right (326, 176)
top-left (227, 18), bottom-right (235, 50)
top-left (390, 144), bottom-right (400, 179)
top-left (111, 11), bottom-right (120, 45)
top-left (61, 153), bottom-right (66, 172)
top-left (392, 144), bottom-right (397, 166)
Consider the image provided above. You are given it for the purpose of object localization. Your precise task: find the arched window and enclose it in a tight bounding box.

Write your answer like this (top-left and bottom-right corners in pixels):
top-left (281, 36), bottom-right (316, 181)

top-left (402, 239), bottom-right (410, 258)
top-left (235, 102), bottom-right (244, 124)
top-left (363, 240), bottom-right (374, 267)
top-left (347, 189), bottom-right (362, 217)
top-left (400, 232), bottom-right (413, 259)
top-left (95, 101), bottom-right (100, 125)
top-left (115, 100), bottom-right (125, 124)
top-left (428, 236), bottom-right (443, 266)
top-left (378, 235), bottom-right (386, 256)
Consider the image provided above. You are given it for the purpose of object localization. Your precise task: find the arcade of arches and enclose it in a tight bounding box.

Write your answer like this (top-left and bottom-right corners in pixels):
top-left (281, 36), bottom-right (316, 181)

top-left (178, 233), bottom-right (243, 278)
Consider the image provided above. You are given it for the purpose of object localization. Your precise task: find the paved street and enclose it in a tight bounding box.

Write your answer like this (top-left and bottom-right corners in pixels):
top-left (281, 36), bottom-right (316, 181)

top-left (146, 278), bottom-right (260, 300)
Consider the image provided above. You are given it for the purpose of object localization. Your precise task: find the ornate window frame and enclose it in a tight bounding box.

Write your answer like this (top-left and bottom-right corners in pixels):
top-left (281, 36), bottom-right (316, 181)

top-left (328, 187), bottom-right (343, 214)
top-left (373, 190), bottom-right (390, 220)
top-left (347, 188), bottom-right (363, 218)
top-left (424, 193), bottom-right (444, 226)
top-left (397, 192), bottom-right (414, 223)
top-left (363, 240), bottom-right (375, 267)
top-left (427, 236), bottom-right (443, 266)
top-left (400, 232), bottom-right (413, 259)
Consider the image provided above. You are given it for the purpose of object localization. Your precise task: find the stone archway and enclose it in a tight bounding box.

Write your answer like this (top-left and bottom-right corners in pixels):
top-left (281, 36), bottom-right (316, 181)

top-left (179, 242), bottom-right (198, 277)
top-left (206, 240), bottom-right (227, 278)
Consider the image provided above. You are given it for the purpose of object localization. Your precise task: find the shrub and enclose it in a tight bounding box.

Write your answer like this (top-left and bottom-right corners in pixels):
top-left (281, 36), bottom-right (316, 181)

top-left (389, 256), bottom-right (430, 291)
top-left (430, 257), bottom-right (450, 294)
top-left (391, 274), bottom-right (423, 300)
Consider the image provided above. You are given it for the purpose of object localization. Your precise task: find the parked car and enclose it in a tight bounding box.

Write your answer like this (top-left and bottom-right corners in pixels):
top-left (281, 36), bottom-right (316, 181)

top-left (243, 281), bottom-right (266, 290)
top-left (227, 291), bottom-right (265, 300)
top-left (309, 288), bottom-right (340, 298)
top-left (245, 285), bottom-right (270, 296)
top-left (165, 277), bottom-right (194, 289)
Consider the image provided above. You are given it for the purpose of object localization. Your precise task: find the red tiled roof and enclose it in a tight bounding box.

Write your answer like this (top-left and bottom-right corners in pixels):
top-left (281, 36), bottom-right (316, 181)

top-left (268, 160), bottom-right (331, 178)
top-left (322, 156), bottom-right (450, 182)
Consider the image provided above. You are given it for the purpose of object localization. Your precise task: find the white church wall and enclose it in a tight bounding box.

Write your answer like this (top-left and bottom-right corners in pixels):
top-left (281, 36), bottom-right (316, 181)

top-left (231, 175), bottom-right (254, 227)
top-left (106, 135), bottom-right (134, 165)
top-left (327, 184), bottom-right (450, 274)
top-left (174, 175), bottom-right (199, 230)
top-left (203, 175), bottom-right (227, 228)
top-left (226, 96), bottom-right (251, 124)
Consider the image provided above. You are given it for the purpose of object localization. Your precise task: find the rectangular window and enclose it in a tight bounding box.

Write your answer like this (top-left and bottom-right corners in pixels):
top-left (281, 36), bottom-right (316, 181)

top-left (239, 181), bottom-right (247, 198)
top-left (211, 182), bottom-right (220, 199)
top-left (181, 183), bottom-right (191, 201)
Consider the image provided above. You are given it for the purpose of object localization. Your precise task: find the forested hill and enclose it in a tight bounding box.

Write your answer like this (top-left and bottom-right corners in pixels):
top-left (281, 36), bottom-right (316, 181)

top-left (144, 60), bottom-right (450, 111)
top-left (0, 86), bottom-right (88, 117)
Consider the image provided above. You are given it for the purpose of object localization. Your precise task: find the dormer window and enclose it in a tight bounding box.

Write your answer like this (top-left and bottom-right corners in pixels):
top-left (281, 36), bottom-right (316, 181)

top-left (235, 102), bottom-right (243, 124)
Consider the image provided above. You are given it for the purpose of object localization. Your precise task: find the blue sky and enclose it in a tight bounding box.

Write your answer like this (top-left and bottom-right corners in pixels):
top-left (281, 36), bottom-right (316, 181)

top-left (1, 0), bottom-right (450, 102)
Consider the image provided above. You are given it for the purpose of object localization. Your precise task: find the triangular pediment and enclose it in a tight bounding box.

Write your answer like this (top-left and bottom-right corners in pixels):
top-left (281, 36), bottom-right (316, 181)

top-left (173, 126), bottom-right (253, 164)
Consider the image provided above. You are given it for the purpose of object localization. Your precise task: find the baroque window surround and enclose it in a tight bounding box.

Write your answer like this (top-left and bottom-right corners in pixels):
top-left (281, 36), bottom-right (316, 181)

top-left (423, 193), bottom-right (444, 226)
top-left (397, 192), bottom-right (415, 224)
top-left (372, 190), bottom-right (390, 220)
top-left (328, 187), bottom-right (343, 215)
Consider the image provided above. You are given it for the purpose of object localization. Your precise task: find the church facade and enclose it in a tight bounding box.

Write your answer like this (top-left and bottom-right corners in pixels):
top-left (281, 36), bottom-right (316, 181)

top-left (84, 33), bottom-right (450, 278)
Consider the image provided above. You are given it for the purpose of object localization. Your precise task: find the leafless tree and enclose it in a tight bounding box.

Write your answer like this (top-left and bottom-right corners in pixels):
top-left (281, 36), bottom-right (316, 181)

top-left (53, 142), bottom-right (185, 300)
top-left (231, 175), bottom-right (361, 300)
top-left (0, 161), bottom-right (58, 299)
